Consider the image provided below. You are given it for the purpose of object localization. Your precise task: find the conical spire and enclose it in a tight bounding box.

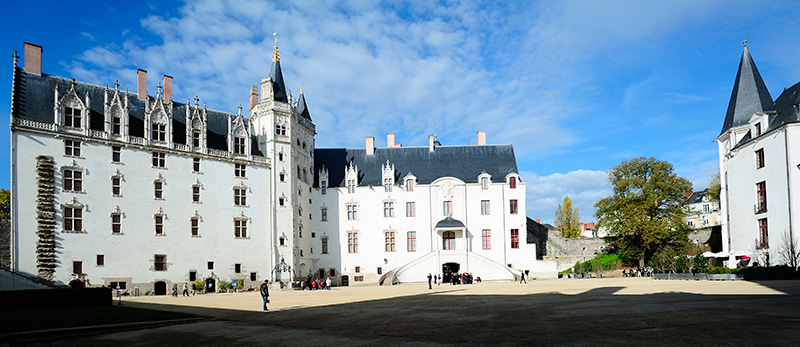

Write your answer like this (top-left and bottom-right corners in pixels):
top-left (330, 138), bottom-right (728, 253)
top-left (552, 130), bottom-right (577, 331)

top-left (720, 40), bottom-right (773, 135)
top-left (297, 86), bottom-right (311, 120)
top-left (269, 33), bottom-right (288, 102)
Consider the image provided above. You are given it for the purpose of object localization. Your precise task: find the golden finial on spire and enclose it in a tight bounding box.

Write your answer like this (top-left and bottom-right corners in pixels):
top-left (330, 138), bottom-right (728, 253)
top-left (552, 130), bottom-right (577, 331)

top-left (300, 82), bottom-right (303, 95)
top-left (272, 32), bottom-right (280, 62)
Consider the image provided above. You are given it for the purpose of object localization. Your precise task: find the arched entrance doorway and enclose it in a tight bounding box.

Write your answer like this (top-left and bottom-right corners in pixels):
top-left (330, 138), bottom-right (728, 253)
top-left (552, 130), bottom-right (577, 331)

top-left (154, 281), bottom-right (167, 295)
top-left (442, 262), bottom-right (460, 283)
top-left (205, 278), bottom-right (216, 293)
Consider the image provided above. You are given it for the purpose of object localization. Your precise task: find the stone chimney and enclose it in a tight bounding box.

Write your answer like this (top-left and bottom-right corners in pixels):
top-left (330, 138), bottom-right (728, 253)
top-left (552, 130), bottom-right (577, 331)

top-left (23, 42), bottom-right (42, 76)
top-left (162, 75), bottom-right (173, 102)
top-left (477, 131), bottom-right (486, 145)
top-left (366, 136), bottom-right (375, 155)
top-left (387, 133), bottom-right (395, 147)
top-left (249, 85), bottom-right (259, 110)
top-left (428, 135), bottom-right (434, 152)
top-left (137, 69), bottom-right (147, 100)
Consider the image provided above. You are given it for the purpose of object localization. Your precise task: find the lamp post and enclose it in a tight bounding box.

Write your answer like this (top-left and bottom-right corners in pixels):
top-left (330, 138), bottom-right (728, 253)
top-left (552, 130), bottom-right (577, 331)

top-left (273, 257), bottom-right (291, 287)
top-left (116, 285), bottom-right (121, 306)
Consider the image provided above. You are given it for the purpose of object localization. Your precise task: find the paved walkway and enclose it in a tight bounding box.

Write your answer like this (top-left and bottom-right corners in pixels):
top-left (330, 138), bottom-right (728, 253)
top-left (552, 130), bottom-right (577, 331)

top-left (24, 278), bottom-right (800, 346)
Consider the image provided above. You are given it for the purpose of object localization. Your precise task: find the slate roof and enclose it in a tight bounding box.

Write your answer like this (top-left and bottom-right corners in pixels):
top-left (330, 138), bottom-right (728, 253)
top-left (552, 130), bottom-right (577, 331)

top-left (313, 144), bottom-right (518, 188)
top-left (269, 60), bottom-right (287, 103)
top-left (720, 45), bottom-right (773, 135)
top-left (733, 81), bottom-right (800, 149)
top-left (435, 216), bottom-right (465, 229)
top-left (687, 189), bottom-right (709, 204)
top-left (296, 92), bottom-right (311, 120)
top-left (12, 68), bottom-right (263, 156)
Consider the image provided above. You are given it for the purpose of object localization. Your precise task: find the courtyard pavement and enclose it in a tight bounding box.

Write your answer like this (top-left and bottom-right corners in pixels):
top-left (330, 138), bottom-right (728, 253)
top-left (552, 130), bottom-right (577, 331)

top-left (20, 278), bottom-right (800, 346)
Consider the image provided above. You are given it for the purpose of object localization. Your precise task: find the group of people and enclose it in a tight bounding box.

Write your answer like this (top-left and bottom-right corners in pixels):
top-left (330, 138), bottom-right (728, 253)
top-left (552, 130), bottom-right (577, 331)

top-left (428, 273), bottom-right (479, 288)
top-left (622, 267), bottom-right (652, 277)
top-left (171, 283), bottom-right (191, 297)
top-left (300, 277), bottom-right (332, 291)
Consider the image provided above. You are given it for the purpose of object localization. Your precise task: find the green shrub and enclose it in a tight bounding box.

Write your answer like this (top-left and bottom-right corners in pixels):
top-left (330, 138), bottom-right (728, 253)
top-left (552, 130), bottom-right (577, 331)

top-left (692, 255), bottom-right (708, 273)
top-left (193, 281), bottom-right (204, 291)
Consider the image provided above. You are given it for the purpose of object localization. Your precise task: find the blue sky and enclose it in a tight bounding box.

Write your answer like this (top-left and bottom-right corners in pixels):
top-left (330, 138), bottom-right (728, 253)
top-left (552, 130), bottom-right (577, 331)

top-left (3, 1), bottom-right (800, 224)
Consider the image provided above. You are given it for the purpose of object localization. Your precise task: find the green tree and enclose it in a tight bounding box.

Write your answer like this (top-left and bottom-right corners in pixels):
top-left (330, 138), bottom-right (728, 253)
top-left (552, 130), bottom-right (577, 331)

top-left (594, 157), bottom-right (692, 266)
top-left (554, 196), bottom-right (581, 238)
top-left (0, 189), bottom-right (9, 218)
top-left (708, 172), bottom-right (721, 202)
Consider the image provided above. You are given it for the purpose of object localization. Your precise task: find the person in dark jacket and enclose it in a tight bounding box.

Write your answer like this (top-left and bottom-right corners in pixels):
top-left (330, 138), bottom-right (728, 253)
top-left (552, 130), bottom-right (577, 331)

top-left (260, 279), bottom-right (270, 311)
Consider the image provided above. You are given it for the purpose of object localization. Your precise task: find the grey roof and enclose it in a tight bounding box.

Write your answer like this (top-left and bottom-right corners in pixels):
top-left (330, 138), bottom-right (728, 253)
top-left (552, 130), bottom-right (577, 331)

top-left (687, 189), bottom-right (709, 204)
top-left (313, 144), bottom-right (519, 187)
top-left (720, 46), bottom-right (773, 135)
top-left (733, 81), bottom-right (800, 149)
top-left (296, 92), bottom-right (311, 120)
top-left (12, 69), bottom-right (263, 156)
top-left (435, 216), bottom-right (465, 229)
top-left (269, 60), bottom-right (287, 103)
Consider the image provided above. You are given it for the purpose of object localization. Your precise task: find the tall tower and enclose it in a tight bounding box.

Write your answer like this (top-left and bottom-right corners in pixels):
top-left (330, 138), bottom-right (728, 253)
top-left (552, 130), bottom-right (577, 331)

top-left (714, 40), bottom-right (772, 267)
top-left (250, 36), bottom-right (316, 283)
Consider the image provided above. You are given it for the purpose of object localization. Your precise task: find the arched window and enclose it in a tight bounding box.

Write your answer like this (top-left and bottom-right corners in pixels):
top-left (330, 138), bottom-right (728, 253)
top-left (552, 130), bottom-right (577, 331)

top-left (443, 231), bottom-right (455, 250)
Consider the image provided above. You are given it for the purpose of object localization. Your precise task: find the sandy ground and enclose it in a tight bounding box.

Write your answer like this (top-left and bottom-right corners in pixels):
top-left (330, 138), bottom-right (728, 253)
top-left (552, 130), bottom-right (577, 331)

top-left (22, 278), bottom-right (800, 346)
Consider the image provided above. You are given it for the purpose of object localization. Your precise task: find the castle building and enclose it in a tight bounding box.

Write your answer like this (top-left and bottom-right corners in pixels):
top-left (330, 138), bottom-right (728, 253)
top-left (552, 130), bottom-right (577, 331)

top-left (8, 41), bottom-right (552, 293)
top-left (715, 41), bottom-right (800, 267)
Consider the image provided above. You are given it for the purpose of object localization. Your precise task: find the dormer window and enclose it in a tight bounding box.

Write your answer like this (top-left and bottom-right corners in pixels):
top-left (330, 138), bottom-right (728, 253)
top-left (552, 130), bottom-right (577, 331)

top-left (348, 179), bottom-right (356, 193)
top-left (321, 180), bottom-right (327, 195)
top-left (152, 122), bottom-right (167, 142)
top-left (64, 106), bottom-right (82, 128)
top-left (234, 136), bottom-right (246, 155)
top-left (754, 122), bottom-right (762, 137)
top-left (481, 177), bottom-right (489, 190)
top-left (192, 130), bottom-right (201, 147)
top-left (112, 114), bottom-right (121, 135)
top-left (509, 177), bottom-right (517, 189)
top-left (384, 178), bottom-right (393, 192)
top-left (405, 179), bottom-right (414, 191)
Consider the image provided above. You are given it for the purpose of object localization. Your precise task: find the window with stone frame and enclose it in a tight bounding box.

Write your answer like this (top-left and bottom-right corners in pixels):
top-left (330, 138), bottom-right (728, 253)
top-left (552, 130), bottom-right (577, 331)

top-left (64, 206), bottom-right (83, 232)
top-left (152, 152), bottom-right (166, 168)
top-left (192, 185), bottom-right (201, 203)
top-left (234, 136), bottom-right (246, 155)
top-left (443, 231), bottom-right (455, 250)
top-left (755, 148), bottom-right (765, 169)
top-left (321, 207), bottom-right (328, 221)
top-left (383, 201), bottom-right (395, 217)
top-left (406, 202), bottom-right (416, 217)
top-left (481, 200), bottom-right (490, 215)
top-left (73, 261), bottom-right (83, 275)
top-left (112, 114), bottom-right (121, 135)
top-left (347, 204), bottom-right (358, 220)
top-left (235, 163), bottom-right (246, 178)
top-left (96, 254), bottom-right (105, 266)
top-left (111, 213), bottom-right (121, 234)
top-left (192, 130), bottom-right (201, 147)
top-left (405, 178), bottom-right (414, 191)
top-left (348, 232), bottom-right (358, 253)
top-left (756, 181), bottom-right (767, 213)
top-left (235, 219), bottom-right (247, 238)
top-left (280, 172), bottom-right (285, 182)
top-left (154, 180), bottom-right (164, 199)
top-left (322, 237), bottom-right (329, 254)
top-left (193, 157), bottom-right (201, 172)
top-left (191, 217), bottom-right (199, 237)
top-left (509, 200), bottom-right (518, 214)
top-left (64, 139), bottom-right (81, 157)
top-left (384, 178), bottom-right (393, 192)
top-left (154, 254), bottom-right (167, 271)
top-left (758, 218), bottom-right (768, 248)
top-left (154, 214), bottom-right (164, 235)
top-left (407, 231), bottom-right (416, 252)
top-left (385, 231), bottom-right (396, 252)
top-left (63, 169), bottom-right (83, 192)
top-left (64, 106), bottom-right (82, 128)
top-left (234, 187), bottom-right (247, 206)
top-left (347, 179), bottom-right (356, 193)
top-left (321, 180), bottom-right (327, 195)
top-left (509, 176), bottom-right (517, 189)
top-left (111, 176), bottom-right (121, 196)
top-left (511, 229), bottom-right (519, 249)
top-left (755, 122), bottom-right (762, 137)
top-left (152, 122), bottom-right (167, 142)
top-left (443, 201), bottom-right (453, 216)
top-left (112, 146), bottom-right (121, 163)
top-left (481, 177), bottom-right (489, 190)
top-left (482, 229), bottom-right (491, 250)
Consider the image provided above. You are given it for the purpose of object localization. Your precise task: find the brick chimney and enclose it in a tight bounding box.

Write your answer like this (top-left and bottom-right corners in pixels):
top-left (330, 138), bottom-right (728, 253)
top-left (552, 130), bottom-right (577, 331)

top-left (23, 42), bottom-right (42, 76)
top-left (387, 133), bottom-right (395, 147)
top-left (535, 219), bottom-right (540, 223)
top-left (249, 85), bottom-right (259, 110)
top-left (366, 136), bottom-right (375, 155)
top-left (162, 75), bottom-right (173, 102)
top-left (137, 69), bottom-right (147, 100)
top-left (477, 131), bottom-right (486, 145)
top-left (428, 135), bottom-right (434, 152)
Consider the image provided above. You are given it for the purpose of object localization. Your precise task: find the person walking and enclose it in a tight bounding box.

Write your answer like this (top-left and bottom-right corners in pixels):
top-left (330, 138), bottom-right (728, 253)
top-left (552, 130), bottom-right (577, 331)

top-left (172, 283), bottom-right (178, 297)
top-left (325, 277), bottom-right (331, 291)
top-left (437, 274), bottom-right (441, 286)
top-left (427, 273), bottom-right (432, 289)
top-left (520, 270), bottom-right (527, 284)
top-left (182, 282), bottom-right (189, 297)
top-left (260, 279), bottom-right (270, 311)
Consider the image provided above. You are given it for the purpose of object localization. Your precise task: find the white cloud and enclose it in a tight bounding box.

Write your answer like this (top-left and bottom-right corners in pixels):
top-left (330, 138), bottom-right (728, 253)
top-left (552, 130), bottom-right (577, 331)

top-left (523, 169), bottom-right (610, 225)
